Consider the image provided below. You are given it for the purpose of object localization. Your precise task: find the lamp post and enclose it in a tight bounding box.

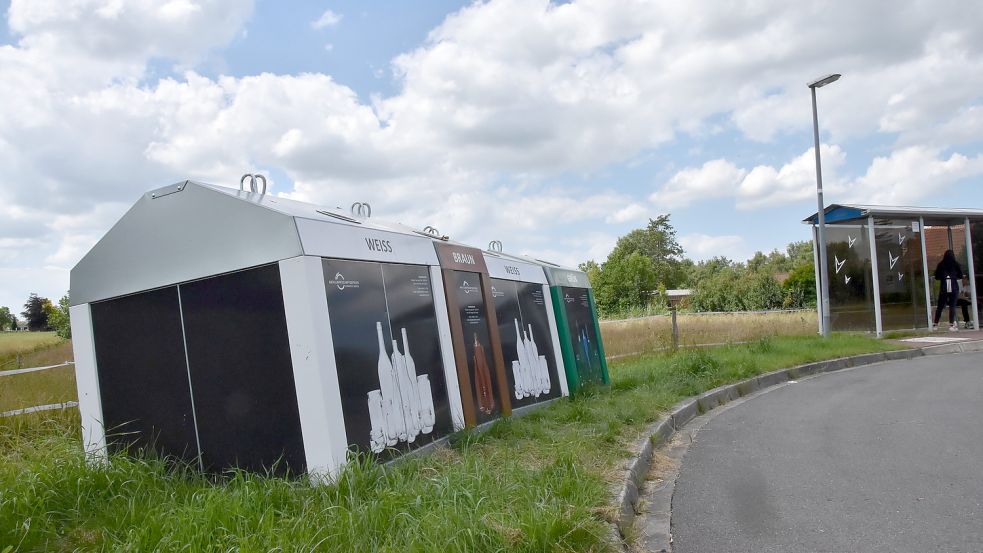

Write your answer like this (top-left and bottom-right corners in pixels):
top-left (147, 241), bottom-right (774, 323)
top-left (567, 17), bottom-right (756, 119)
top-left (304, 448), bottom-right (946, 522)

top-left (809, 73), bottom-right (840, 338)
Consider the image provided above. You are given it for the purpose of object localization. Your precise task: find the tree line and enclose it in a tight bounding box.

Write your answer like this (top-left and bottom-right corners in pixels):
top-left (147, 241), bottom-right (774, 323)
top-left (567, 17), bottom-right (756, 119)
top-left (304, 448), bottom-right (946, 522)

top-left (580, 215), bottom-right (816, 318)
top-left (1, 292), bottom-right (71, 338)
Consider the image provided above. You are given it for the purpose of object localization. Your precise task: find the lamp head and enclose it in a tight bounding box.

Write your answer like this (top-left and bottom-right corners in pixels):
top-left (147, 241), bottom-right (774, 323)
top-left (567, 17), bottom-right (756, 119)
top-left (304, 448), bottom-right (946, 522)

top-left (808, 73), bottom-right (841, 88)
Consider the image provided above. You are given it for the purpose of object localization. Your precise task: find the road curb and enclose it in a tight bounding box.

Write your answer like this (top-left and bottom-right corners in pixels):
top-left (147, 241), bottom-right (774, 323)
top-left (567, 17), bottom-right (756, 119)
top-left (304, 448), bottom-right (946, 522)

top-left (610, 339), bottom-right (983, 552)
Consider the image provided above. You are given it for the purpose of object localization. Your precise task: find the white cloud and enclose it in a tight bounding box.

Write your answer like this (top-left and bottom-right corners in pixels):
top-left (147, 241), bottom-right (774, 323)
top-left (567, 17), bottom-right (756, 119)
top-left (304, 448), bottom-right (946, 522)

top-left (737, 145), bottom-right (845, 209)
top-left (844, 146), bottom-right (983, 205)
top-left (651, 159), bottom-right (747, 208)
top-left (311, 9), bottom-right (342, 29)
top-left (679, 234), bottom-right (748, 262)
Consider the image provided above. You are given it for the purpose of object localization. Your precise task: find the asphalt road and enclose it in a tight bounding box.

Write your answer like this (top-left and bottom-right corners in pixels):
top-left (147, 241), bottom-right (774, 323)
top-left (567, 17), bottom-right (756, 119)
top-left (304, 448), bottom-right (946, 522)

top-left (671, 352), bottom-right (983, 553)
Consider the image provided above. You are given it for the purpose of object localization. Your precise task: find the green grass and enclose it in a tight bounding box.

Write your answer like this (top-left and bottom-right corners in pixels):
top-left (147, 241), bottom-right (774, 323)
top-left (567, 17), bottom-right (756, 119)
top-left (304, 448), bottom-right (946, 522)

top-left (0, 365), bottom-right (77, 413)
top-left (0, 332), bottom-right (66, 370)
top-left (0, 334), bottom-right (901, 552)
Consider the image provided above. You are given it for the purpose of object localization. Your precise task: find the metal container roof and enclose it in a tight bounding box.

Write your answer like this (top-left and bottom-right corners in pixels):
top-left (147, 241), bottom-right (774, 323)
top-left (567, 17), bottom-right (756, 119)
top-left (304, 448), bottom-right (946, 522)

top-left (70, 180), bottom-right (441, 306)
top-left (804, 204), bottom-right (983, 226)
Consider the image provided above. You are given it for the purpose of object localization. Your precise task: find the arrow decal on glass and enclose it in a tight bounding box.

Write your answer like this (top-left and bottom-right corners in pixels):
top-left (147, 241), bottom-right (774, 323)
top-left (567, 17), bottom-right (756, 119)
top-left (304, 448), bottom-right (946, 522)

top-left (899, 232), bottom-right (907, 245)
top-left (848, 235), bottom-right (857, 248)
top-left (889, 251), bottom-right (900, 269)
top-left (898, 272), bottom-right (904, 281)
top-left (845, 275), bottom-right (852, 284)
top-left (834, 255), bottom-right (846, 274)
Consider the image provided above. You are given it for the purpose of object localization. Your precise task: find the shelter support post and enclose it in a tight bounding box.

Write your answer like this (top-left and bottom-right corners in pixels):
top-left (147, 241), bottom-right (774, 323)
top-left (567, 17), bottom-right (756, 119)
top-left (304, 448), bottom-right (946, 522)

top-left (919, 217), bottom-right (933, 329)
top-left (965, 218), bottom-right (979, 330)
top-left (812, 225), bottom-right (824, 335)
top-left (868, 216), bottom-right (883, 337)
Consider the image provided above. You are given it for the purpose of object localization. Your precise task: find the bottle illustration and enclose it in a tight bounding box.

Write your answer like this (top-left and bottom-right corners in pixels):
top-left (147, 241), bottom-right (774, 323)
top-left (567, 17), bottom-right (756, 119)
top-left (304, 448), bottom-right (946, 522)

top-left (509, 319), bottom-right (552, 398)
top-left (473, 333), bottom-right (495, 414)
top-left (402, 328), bottom-right (424, 431)
top-left (514, 319), bottom-right (530, 398)
top-left (417, 374), bottom-right (435, 433)
top-left (367, 390), bottom-right (386, 453)
top-left (367, 323), bottom-right (436, 452)
top-left (376, 322), bottom-right (402, 445)
top-left (392, 339), bottom-right (416, 441)
top-left (529, 323), bottom-right (550, 395)
top-left (522, 328), bottom-right (537, 396)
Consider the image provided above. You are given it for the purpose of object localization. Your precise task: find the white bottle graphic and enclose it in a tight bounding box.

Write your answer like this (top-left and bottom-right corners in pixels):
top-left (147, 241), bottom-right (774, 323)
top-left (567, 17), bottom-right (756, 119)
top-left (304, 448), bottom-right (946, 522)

top-left (376, 322), bottom-right (403, 445)
top-left (528, 324), bottom-right (550, 395)
top-left (417, 374), bottom-right (435, 433)
top-left (367, 323), bottom-right (437, 452)
top-left (402, 328), bottom-right (425, 431)
top-left (522, 328), bottom-right (537, 396)
top-left (392, 339), bottom-right (415, 441)
top-left (514, 319), bottom-right (529, 398)
top-left (367, 390), bottom-right (386, 453)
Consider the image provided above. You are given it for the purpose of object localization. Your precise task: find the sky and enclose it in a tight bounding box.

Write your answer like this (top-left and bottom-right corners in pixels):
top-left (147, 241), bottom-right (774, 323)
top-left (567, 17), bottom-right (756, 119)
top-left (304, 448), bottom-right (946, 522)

top-left (2, 0), bottom-right (983, 313)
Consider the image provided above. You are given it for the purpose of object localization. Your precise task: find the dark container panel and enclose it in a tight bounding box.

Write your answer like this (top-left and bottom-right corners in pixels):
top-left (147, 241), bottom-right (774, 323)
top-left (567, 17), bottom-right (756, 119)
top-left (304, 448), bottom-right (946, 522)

top-left (90, 286), bottom-right (199, 463)
top-left (179, 264), bottom-right (306, 475)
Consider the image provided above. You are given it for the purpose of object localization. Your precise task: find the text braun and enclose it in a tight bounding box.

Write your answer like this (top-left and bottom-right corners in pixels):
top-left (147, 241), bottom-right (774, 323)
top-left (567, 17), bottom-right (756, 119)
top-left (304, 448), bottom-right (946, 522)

top-left (451, 251), bottom-right (476, 264)
top-left (365, 238), bottom-right (394, 253)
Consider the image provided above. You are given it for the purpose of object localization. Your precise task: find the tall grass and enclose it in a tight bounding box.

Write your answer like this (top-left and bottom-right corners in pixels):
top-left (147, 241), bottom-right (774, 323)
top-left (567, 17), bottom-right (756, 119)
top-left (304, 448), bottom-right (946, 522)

top-left (0, 332), bottom-right (67, 370)
top-left (0, 365), bottom-right (77, 413)
top-left (0, 334), bottom-right (899, 551)
top-left (600, 310), bottom-right (818, 358)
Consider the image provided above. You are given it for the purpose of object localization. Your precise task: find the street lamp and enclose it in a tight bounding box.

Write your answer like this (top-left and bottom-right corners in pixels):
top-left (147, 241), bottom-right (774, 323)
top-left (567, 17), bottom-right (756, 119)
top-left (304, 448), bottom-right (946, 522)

top-left (809, 73), bottom-right (840, 338)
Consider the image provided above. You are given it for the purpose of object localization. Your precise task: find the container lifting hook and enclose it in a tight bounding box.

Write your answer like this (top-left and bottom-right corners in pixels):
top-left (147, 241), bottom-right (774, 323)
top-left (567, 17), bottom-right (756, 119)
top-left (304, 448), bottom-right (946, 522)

top-left (351, 202), bottom-right (372, 218)
top-left (239, 174), bottom-right (267, 195)
top-left (488, 240), bottom-right (503, 252)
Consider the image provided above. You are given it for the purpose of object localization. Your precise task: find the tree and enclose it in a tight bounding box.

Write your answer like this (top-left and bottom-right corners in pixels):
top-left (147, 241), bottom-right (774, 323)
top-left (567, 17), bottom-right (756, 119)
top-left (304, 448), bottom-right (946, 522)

top-left (48, 293), bottom-right (72, 339)
top-left (0, 306), bottom-right (13, 331)
top-left (606, 215), bottom-right (687, 289)
top-left (592, 251), bottom-right (658, 315)
top-left (22, 293), bottom-right (51, 331)
top-left (782, 263), bottom-right (817, 309)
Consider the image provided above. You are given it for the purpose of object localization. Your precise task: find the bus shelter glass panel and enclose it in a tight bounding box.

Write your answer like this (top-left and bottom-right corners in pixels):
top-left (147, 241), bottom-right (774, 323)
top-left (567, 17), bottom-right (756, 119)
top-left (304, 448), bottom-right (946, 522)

top-left (873, 219), bottom-right (927, 330)
top-left (825, 224), bottom-right (875, 332)
top-left (926, 223), bottom-right (969, 324)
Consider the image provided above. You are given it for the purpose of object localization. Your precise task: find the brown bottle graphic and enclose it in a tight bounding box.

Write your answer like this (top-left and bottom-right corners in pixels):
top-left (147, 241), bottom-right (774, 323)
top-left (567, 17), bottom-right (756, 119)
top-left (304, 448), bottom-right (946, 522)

top-left (472, 333), bottom-right (495, 414)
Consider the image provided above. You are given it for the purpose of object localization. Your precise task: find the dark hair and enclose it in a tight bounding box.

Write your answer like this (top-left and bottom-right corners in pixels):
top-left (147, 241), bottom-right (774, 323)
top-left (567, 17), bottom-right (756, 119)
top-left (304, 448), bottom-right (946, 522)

top-left (942, 249), bottom-right (957, 265)
top-left (938, 249), bottom-right (962, 277)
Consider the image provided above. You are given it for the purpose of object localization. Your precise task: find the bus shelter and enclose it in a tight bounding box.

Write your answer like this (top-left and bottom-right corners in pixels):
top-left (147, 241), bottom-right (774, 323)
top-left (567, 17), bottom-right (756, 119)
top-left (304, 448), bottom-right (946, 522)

top-left (804, 205), bottom-right (983, 336)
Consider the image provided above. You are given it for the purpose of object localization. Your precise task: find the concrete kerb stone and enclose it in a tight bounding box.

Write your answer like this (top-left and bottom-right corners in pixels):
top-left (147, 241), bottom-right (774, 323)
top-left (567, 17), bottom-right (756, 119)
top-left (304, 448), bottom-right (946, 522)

top-left (609, 340), bottom-right (983, 551)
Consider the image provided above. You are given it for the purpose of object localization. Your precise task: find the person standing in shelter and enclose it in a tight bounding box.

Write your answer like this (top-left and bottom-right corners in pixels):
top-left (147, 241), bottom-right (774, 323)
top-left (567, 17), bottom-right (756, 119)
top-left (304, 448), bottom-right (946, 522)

top-left (932, 249), bottom-right (964, 332)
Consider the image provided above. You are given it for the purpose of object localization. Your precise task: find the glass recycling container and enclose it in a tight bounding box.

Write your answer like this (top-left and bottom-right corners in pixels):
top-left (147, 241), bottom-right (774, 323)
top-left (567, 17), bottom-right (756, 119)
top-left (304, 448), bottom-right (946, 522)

top-left (69, 180), bottom-right (467, 477)
top-left (480, 248), bottom-right (570, 410)
top-left (431, 242), bottom-right (513, 426)
top-left (534, 260), bottom-right (610, 391)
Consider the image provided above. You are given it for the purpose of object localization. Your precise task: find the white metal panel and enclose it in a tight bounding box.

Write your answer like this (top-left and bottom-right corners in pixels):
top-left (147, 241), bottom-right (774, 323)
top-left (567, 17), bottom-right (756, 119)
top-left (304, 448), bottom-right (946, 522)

top-left (543, 284), bottom-right (570, 397)
top-left (279, 256), bottom-right (349, 479)
top-left (71, 182), bottom-right (303, 305)
top-left (482, 252), bottom-right (548, 284)
top-left (69, 304), bottom-right (107, 462)
top-left (430, 265), bottom-right (466, 430)
top-left (297, 218), bottom-right (440, 266)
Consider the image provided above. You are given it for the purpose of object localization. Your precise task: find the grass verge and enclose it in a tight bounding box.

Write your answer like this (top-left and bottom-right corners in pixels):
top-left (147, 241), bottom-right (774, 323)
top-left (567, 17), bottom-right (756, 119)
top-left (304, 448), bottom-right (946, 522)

top-left (0, 332), bottom-right (69, 371)
top-left (1, 334), bottom-right (900, 552)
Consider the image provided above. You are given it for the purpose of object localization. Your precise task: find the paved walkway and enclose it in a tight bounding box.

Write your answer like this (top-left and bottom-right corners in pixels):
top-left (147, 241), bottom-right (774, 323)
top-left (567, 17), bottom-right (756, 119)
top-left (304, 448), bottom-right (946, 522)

top-left (671, 352), bottom-right (983, 553)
